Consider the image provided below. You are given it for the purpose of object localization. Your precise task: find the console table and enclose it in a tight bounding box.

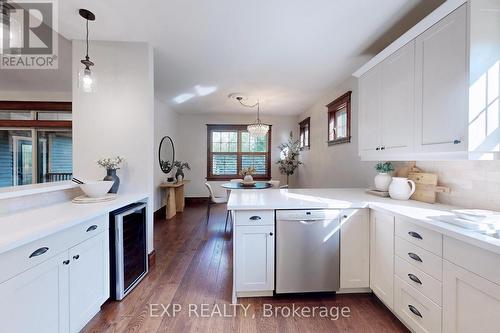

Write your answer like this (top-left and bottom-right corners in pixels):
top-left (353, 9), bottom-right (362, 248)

top-left (159, 180), bottom-right (190, 219)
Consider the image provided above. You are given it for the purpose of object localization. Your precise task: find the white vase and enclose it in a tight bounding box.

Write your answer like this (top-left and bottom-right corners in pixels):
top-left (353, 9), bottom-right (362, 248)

top-left (374, 173), bottom-right (392, 191)
top-left (389, 177), bottom-right (416, 200)
top-left (244, 175), bottom-right (253, 182)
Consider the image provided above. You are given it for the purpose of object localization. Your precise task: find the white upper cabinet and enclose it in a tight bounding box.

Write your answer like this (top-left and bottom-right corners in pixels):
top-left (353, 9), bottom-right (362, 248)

top-left (355, 0), bottom-right (499, 160)
top-left (380, 41), bottom-right (415, 154)
top-left (359, 66), bottom-right (382, 154)
top-left (415, 4), bottom-right (468, 153)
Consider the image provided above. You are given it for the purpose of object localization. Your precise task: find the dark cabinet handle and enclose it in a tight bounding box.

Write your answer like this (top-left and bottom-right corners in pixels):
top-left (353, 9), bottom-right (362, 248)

top-left (453, 139), bottom-right (461, 144)
top-left (63, 260), bottom-right (70, 265)
top-left (408, 231), bottom-right (423, 240)
top-left (381, 146), bottom-right (385, 150)
top-left (86, 225), bottom-right (98, 232)
top-left (408, 252), bottom-right (423, 262)
top-left (29, 247), bottom-right (49, 258)
top-left (376, 147), bottom-right (380, 151)
top-left (249, 216), bottom-right (262, 221)
top-left (343, 215), bottom-right (348, 219)
top-left (269, 232), bottom-right (273, 236)
top-left (408, 273), bottom-right (422, 285)
top-left (408, 305), bottom-right (423, 318)
top-left (73, 255), bottom-right (80, 260)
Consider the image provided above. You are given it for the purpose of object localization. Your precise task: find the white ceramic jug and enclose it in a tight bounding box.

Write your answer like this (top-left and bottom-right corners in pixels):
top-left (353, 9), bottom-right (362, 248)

top-left (388, 177), bottom-right (416, 200)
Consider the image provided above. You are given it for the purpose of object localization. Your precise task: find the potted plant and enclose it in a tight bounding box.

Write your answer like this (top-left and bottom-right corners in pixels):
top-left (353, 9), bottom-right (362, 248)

top-left (239, 166), bottom-right (256, 183)
top-left (173, 161), bottom-right (190, 182)
top-left (97, 156), bottom-right (125, 193)
top-left (276, 132), bottom-right (302, 186)
top-left (374, 162), bottom-right (394, 191)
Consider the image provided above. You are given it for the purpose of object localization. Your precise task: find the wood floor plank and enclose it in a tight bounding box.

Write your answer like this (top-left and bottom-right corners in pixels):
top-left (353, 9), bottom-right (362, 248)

top-left (82, 202), bottom-right (408, 333)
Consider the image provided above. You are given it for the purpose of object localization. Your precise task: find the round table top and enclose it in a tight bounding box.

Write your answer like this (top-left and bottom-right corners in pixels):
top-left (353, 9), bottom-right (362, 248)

top-left (221, 182), bottom-right (273, 189)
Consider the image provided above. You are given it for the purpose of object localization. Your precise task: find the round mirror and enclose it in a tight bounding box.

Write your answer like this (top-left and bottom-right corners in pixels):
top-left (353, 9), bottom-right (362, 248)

top-left (159, 136), bottom-right (175, 174)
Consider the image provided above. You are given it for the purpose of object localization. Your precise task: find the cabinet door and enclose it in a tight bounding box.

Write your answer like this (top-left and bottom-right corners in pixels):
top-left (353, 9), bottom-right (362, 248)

top-left (359, 65), bottom-right (382, 154)
top-left (69, 232), bottom-right (109, 333)
top-left (340, 209), bottom-right (369, 289)
top-left (415, 4), bottom-right (468, 153)
top-left (381, 41), bottom-right (415, 153)
top-left (235, 225), bottom-right (274, 292)
top-left (370, 210), bottom-right (395, 310)
top-left (0, 252), bottom-right (69, 333)
top-left (443, 260), bottom-right (500, 333)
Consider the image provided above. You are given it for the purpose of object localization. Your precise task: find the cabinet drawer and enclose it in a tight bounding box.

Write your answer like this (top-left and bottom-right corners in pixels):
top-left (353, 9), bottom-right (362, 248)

top-left (395, 255), bottom-right (442, 306)
top-left (235, 210), bottom-right (274, 226)
top-left (395, 236), bottom-right (442, 281)
top-left (395, 216), bottom-right (442, 256)
top-left (394, 276), bottom-right (442, 333)
top-left (0, 214), bottom-right (108, 283)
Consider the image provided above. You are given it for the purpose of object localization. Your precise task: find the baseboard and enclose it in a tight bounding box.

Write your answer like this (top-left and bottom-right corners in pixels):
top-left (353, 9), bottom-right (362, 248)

top-left (154, 206), bottom-right (165, 220)
top-left (185, 197), bottom-right (210, 204)
top-left (148, 250), bottom-right (156, 268)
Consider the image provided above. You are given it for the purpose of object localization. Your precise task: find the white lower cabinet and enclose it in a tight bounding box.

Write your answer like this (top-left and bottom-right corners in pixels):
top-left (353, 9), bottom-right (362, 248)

top-left (235, 225), bottom-right (274, 292)
top-left (369, 210), bottom-right (395, 309)
top-left (443, 260), bottom-right (500, 333)
top-left (69, 231), bottom-right (110, 333)
top-left (0, 227), bottom-right (109, 333)
top-left (340, 209), bottom-right (369, 289)
top-left (0, 252), bottom-right (69, 333)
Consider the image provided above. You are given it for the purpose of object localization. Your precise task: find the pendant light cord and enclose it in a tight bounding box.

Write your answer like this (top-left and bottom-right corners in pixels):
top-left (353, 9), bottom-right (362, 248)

top-left (85, 18), bottom-right (89, 58)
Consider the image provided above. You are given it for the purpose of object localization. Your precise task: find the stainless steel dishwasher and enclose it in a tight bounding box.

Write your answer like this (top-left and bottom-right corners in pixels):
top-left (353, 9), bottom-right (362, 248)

top-left (276, 209), bottom-right (341, 294)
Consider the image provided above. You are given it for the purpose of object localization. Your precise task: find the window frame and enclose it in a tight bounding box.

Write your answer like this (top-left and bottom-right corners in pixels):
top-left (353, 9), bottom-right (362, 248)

top-left (327, 91), bottom-right (352, 146)
top-left (299, 117), bottom-right (310, 150)
top-left (206, 124), bottom-right (272, 181)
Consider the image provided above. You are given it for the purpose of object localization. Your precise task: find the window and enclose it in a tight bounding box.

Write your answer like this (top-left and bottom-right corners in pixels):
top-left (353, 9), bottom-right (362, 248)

top-left (327, 91), bottom-right (352, 145)
top-left (0, 101), bottom-right (72, 188)
top-left (207, 124), bottom-right (271, 180)
top-left (299, 117), bottom-right (310, 150)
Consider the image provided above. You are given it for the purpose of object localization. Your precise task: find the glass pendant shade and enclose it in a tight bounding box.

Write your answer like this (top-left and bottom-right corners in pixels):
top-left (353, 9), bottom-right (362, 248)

top-left (247, 121), bottom-right (269, 138)
top-left (78, 67), bottom-right (97, 93)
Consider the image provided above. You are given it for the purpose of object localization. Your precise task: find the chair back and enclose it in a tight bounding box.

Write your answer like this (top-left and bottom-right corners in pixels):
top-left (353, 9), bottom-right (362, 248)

top-left (268, 180), bottom-right (280, 188)
top-left (205, 183), bottom-right (216, 200)
top-left (230, 179), bottom-right (243, 183)
top-left (279, 184), bottom-right (289, 189)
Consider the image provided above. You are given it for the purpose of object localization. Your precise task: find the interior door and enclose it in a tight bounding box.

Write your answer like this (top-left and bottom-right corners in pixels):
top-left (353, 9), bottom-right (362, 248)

top-left (381, 41), bottom-right (415, 153)
top-left (415, 4), bottom-right (468, 153)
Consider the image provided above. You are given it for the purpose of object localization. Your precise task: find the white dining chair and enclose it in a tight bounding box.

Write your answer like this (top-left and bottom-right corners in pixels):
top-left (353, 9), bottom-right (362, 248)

top-left (205, 183), bottom-right (231, 232)
top-left (268, 180), bottom-right (280, 188)
top-left (280, 184), bottom-right (289, 189)
top-left (230, 179), bottom-right (243, 183)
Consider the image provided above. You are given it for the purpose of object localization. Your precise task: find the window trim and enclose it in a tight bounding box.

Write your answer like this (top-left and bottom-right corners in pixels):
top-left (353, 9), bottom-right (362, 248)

top-left (327, 91), bottom-right (352, 146)
top-left (299, 117), bottom-right (310, 150)
top-left (0, 101), bottom-right (72, 128)
top-left (206, 124), bottom-right (272, 181)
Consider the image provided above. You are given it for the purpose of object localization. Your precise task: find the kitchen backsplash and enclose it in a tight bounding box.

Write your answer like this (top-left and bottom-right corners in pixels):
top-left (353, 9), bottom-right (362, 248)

top-left (416, 161), bottom-right (500, 210)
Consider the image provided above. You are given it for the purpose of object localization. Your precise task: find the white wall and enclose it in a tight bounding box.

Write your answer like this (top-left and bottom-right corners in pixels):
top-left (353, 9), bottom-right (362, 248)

top-left (153, 97), bottom-right (178, 211)
top-left (176, 113), bottom-right (297, 198)
top-left (72, 40), bottom-right (155, 253)
top-left (295, 77), bottom-right (376, 188)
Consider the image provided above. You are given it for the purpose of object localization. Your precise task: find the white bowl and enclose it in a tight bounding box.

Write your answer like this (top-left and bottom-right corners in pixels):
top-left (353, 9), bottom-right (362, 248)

top-left (79, 181), bottom-right (114, 198)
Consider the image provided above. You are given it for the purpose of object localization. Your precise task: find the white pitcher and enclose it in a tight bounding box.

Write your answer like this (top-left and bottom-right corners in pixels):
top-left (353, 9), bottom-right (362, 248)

top-left (388, 177), bottom-right (416, 200)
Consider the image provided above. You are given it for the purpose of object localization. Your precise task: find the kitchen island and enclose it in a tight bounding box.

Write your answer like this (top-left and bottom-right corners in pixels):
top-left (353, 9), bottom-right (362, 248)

top-left (228, 188), bottom-right (500, 333)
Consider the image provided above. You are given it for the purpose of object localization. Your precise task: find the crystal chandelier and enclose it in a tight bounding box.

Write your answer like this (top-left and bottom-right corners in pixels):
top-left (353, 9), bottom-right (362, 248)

top-left (231, 94), bottom-right (269, 138)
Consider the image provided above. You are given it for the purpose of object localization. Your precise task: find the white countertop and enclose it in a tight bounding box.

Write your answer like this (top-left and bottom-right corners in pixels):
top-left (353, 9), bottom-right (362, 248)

top-left (228, 188), bottom-right (500, 255)
top-left (0, 193), bottom-right (148, 254)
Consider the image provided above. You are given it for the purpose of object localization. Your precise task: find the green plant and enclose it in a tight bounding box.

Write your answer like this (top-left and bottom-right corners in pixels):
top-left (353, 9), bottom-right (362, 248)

top-left (173, 161), bottom-right (191, 171)
top-left (375, 162), bottom-right (394, 173)
top-left (276, 132), bottom-right (302, 185)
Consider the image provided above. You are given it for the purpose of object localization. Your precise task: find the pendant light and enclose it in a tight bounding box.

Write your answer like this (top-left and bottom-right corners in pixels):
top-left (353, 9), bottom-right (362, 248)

top-left (229, 93), bottom-right (270, 138)
top-left (78, 9), bottom-right (96, 93)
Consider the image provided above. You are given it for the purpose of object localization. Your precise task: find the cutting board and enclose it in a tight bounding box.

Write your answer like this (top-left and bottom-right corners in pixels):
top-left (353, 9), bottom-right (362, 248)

top-left (408, 172), bottom-right (450, 204)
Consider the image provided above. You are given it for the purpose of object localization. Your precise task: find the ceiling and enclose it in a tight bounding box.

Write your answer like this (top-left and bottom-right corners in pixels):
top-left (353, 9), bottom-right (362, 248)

top-left (4, 0), bottom-right (446, 115)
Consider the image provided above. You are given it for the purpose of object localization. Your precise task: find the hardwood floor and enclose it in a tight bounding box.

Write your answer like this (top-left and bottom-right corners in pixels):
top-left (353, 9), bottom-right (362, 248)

top-left (82, 202), bottom-right (408, 333)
